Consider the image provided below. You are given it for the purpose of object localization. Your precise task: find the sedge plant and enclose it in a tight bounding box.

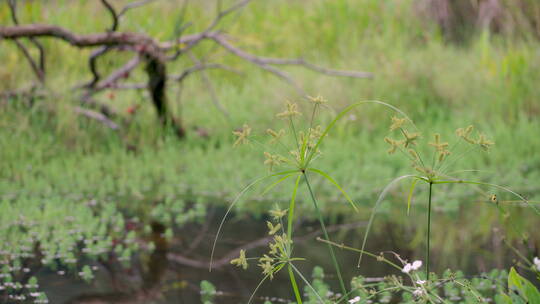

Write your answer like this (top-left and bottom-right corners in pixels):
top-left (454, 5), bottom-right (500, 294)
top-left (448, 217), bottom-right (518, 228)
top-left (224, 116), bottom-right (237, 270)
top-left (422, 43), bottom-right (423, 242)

top-left (211, 97), bottom-right (411, 303)
top-left (358, 117), bottom-right (540, 281)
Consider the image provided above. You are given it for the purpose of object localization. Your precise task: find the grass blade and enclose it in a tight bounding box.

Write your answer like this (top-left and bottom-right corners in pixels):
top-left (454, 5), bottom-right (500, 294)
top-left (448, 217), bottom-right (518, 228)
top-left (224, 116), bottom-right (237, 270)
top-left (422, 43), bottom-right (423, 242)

top-left (247, 264), bottom-right (285, 304)
top-left (287, 174), bottom-right (302, 240)
top-left (307, 167), bottom-right (358, 212)
top-left (290, 263), bottom-right (325, 304)
top-left (358, 174), bottom-right (421, 267)
top-left (303, 172), bottom-right (348, 299)
top-left (288, 264), bottom-right (303, 304)
top-left (407, 179), bottom-right (419, 215)
top-left (261, 172), bottom-right (299, 196)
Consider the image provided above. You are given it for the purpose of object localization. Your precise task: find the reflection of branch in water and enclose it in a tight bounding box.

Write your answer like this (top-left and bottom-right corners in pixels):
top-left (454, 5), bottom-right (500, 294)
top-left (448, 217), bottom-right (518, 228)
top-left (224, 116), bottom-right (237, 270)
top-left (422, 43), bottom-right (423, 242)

top-left (65, 222), bottom-right (168, 304)
top-left (168, 221), bottom-right (367, 269)
top-left (183, 208), bottom-right (216, 256)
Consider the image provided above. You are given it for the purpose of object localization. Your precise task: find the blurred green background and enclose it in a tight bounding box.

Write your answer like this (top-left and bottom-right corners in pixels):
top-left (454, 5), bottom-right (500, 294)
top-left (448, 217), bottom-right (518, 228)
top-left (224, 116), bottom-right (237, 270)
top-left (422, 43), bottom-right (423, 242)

top-left (1, 0), bottom-right (539, 302)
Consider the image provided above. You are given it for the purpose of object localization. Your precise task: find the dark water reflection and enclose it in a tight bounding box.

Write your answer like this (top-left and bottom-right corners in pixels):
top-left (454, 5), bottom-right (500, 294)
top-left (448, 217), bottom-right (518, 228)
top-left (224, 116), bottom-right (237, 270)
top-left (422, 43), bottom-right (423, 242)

top-left (38, 206), bottom-right (539, 304)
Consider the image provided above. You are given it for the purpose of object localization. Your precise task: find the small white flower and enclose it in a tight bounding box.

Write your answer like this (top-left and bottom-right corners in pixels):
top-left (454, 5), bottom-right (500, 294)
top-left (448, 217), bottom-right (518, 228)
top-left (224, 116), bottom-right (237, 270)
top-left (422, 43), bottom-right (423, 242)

top-left (348, 296), bottom-right (361, 303)
top-left (413, 288), bottom-right (423, 297)
top-left (416, 280), bottom-right (427, 285)
top-left (403, 260), bottom-right (423, 273)
top-left (402, 263), bottom-right (413, 273)
top-left (534, 257), bottom-right (540, 271)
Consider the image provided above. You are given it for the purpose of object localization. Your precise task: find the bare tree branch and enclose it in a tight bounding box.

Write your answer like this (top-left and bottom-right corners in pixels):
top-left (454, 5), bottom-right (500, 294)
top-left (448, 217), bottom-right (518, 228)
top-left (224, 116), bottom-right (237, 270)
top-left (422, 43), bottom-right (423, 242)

top-left (206, 0), bottom-right (255, 32)
top-left (210, 34), bottom-right (374, 78)
top-left (118, 0), bottom-right (158, 18)
top-left (7, 0), bottom-right (45, 83)
top-left (95, 55), bottom-right (142, 91)
top-left (170, 63), bottom-right (241, 82)
top-left (73, 106), bottom-right (120, 130)
top-left (1, 0), bottom-right (373, 138)
top-left (105, 63), bottom-right (241, 91)
top-left (168, 221), bottom-right (366, 269)
top-left (100, 0), bottom-right (119, 32)
top-left (86, 46), bottom-right (112, 88)
top-left (188, 52), bottom-right (231, 119)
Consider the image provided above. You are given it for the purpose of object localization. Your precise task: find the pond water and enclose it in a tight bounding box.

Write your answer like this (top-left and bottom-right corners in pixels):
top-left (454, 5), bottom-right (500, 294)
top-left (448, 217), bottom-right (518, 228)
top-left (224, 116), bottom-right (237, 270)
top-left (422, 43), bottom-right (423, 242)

top-left (36, 205), bottom-right (538, 304)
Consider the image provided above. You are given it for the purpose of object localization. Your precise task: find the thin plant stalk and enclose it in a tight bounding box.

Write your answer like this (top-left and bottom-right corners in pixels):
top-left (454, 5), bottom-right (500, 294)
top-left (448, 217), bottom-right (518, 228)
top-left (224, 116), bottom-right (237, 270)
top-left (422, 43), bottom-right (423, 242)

top-left (426, 182), bottom-right (433, 280)
top-left (288, 264), bottom-right (303, 304)
top-left (303, 171), bottom-right (348, 299)
top-left (287, 174), bottom-right (303, 304)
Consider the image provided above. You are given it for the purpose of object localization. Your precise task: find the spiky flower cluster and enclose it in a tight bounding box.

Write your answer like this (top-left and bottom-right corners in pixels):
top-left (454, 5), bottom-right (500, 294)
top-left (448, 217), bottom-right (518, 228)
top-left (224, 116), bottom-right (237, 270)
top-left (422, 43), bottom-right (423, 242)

top-left (232, 99), bottom-right (327, 172)
top-left (230, 207), bottom-right (293, 280)
top-left (384, 117), bottom-right (494, 179)
top-left (232, 124), bottom-right (252, 147)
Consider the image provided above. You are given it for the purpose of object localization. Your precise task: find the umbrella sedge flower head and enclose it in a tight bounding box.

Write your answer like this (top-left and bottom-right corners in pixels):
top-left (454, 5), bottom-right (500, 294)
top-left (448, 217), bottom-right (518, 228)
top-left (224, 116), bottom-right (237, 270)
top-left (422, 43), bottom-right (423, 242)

top-left (456, 125), bottom-right (476, 144)
top-left (384, 137), bottom-right (403, 154)
top-left (390, 116), bottom-right (406, 131)
top-left (230, 249), bottom-right (248, 270)
top-left (232, 124), bottom-right (251, 147)
top-left (263, 152), bottom-right (285, 171)
top-left (269, 207), bottom-right (288, 221)
top-left (266, 221), bottom-right (281, 235)
top-left (276, 101), bottom-right (301, 119)
top-left (477, 133), bottom-right (494, 151)
top-left (429, 133), bottom-right (451, 162)
top-left (308, 95), bottom-right (327, 105)
top-left (402, 130), bottom-right (420, 148)
top-left (266, 128), bottom-right (285, 144)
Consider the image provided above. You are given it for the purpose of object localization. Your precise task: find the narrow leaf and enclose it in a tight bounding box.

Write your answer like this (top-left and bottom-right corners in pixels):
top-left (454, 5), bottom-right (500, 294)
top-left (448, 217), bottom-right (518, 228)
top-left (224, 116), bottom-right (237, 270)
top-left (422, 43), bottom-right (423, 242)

top-left (407, 179), bottom-right (419, 215)
top-left (307, 167), bottom-right (358, 212)
top-left (358, 175), bottom-right (422, 267)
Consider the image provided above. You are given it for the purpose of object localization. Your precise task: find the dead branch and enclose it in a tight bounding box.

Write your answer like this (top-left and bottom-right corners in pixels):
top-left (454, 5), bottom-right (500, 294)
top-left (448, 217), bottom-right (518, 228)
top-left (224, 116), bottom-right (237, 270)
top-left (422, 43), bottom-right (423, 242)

top-left (95, 55), bottom-right (142, 91)
top-left (168, 221), bottom-right (366, 269)
top-left (188, 52), bottom-right (231, 120)
top-left (73, 106), bottom-right (120, 130)
top-left (170, 63), bottom-right (242, 83)
top-left (0, 25), bottom-right (159, 51)
top-left (210, 34), bottom-right (374, 79)
top-left (1, 0), bottom-right (373, 139)
top-left (100, 0), bottom-right (119, 32)
top-left (118, 0), bottom-right (158, 18)
top-left (7, 0), bottom-right (45, 83)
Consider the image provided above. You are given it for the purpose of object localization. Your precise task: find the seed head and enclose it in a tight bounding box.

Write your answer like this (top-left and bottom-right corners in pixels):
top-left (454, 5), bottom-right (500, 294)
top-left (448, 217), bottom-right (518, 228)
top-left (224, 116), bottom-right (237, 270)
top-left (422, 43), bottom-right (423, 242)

top-left (263, 152), bottom-right (284, 171)
top-left (456, 125), bottom-right (476, 144)
top-left (477, 133), bottom-right (494, 151)
top-left (266, 221), bottom-right (281, 235)
top-left (308, 95), bottom-right (327, 105)
top-left (276, 101), bottom-right (302, 119)
top-left (232, 124), bottom-right (251, 147)
top-left (230, 249), bottom-right (248, 270)
top-left (390, 116), bottom-right (406, 131)
top-left (266, 128), bottom-right (285, 144)
top-left (269, 207), bottom-right (288, 220)
top-left (402, 130), bottom-right (420, 148)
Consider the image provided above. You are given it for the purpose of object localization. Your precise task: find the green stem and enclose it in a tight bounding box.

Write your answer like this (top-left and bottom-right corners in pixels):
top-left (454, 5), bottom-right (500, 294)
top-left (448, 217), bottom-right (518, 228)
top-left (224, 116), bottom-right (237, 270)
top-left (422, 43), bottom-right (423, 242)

top-left (303, 172), bottom-right (348, 300)
top-left (288, 264), bottom-right (303, 304)
top-left (426, 182), bottom-right (433, 281)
